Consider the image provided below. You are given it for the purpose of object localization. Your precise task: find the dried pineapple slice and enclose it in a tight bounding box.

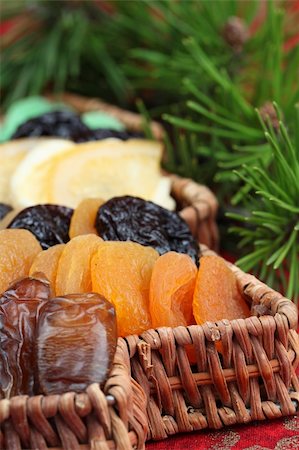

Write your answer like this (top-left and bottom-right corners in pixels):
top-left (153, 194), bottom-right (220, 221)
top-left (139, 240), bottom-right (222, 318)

top-left (10, 139), bottom-right (74, 208)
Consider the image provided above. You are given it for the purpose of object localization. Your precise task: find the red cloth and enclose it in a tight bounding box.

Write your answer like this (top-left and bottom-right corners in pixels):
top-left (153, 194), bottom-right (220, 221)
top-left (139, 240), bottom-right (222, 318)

top-left (146, 415), bottom-right (299, 449)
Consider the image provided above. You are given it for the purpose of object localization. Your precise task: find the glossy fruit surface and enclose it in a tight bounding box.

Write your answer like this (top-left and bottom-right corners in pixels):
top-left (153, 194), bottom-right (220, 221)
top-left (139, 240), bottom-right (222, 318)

top-left (37, 293), bottom-right (117, 395)
top-left (96, 196), bottom-right (200, 264)
top-left (149, 252), bottom-right (197, 328)
top-left (0, 229), bottom-right (42, 294)
top-left (0, 275), bottom-right (51, 398)
top-left (91, 241), bottom-right (159, 336)
top-left (56, 234), bottom-right (102, 295)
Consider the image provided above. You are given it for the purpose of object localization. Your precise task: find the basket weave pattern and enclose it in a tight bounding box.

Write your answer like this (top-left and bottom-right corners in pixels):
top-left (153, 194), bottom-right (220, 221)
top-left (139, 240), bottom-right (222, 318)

top-left (126, 246), bottom-right (299, 442)
top-left (0, 340), bottom-right (148, 450)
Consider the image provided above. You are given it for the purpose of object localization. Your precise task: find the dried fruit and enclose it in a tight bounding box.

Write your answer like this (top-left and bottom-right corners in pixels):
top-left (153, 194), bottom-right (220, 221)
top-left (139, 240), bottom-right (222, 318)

top-left (96, 196), bottom-right (200, 264)
top-left (56, 234), bottom-right (102, 296)
top-left (0, 138), bottom-right (42, 203)
top-left (0, 275), bottom-right (51, 398)
top-left (0, 203), bottom-right (12, 221)
top-left (10, 139), bottom-right (75, 208)
top-left (193, 255), bottom-right (250, 324)
top-left (36, 293), bottom-right (117, 395)
top-left (91, 241), bottom-right (159, 336)
top-left (11, 110), bottom-right (141, 143)
top-left (46, 139), bottom-right (164, 208)
top-left (29, 244), bottom-right (65, 291)
top-left (12, 111), bottom-right (92, 141)
top-left (0, 229), bottom-right (42, 294)
top-left (7, 204), bottom-right (73, 249)
top-left (69, 198), bottom-right (104, 239)
top-left (149, 252), bottom-right (197, 328)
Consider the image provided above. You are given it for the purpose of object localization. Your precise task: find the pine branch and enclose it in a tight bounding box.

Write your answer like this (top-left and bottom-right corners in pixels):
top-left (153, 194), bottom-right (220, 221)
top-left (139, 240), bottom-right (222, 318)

top-left (227, 107), bottom-right (299, 302)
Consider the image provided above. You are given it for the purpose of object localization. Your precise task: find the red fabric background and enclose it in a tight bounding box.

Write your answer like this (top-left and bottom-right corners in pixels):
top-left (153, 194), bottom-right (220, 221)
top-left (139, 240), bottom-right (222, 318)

top-left (146, 414), bottom-right (299, 449)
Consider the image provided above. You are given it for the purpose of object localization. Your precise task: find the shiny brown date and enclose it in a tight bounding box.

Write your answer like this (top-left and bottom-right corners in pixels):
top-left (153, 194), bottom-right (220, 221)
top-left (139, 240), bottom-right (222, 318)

top-left (36, 293), bottom-right (117, 395)
top-left (0, 275), bottom-right (51, 398)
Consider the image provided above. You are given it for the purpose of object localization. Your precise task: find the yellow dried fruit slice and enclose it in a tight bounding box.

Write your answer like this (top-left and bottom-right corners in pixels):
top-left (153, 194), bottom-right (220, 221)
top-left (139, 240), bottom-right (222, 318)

top-left (0, 229), bottom-right (42, 294)
top-left (0, 138), bottom-right (44, 203)
top-left (56, 234), bottom-right (102, 296)
top-left (46, 139), bottom-right (164, 208)
top-left (10, 138), bottom-right (75, 208)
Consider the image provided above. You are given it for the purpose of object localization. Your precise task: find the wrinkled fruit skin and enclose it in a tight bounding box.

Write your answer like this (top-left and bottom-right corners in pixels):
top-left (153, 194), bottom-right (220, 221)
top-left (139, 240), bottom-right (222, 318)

top-left (37, 293), bottom-right (117, 395)
top-left (12, 110), bottom-right (143, 143)
top-left (7, 204), bottom-right (73, 249)
top-left (0, 276), bottom-right (52, 398)
top-left (0, 203), bottom-right (12, 221)
top-left (96, 196), bottom-right (200, 264)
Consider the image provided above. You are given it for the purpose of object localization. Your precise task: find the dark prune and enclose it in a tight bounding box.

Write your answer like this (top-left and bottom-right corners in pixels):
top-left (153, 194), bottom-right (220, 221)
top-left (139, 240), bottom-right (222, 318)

top-left (0, 203), bottom-right (12, 221)
top-left (37, 293), bottom-right (117, 395)
top-left (11, 110), bottom-right (143, 143)
top-left (12, 110), bottom-right (91, 141)
top-left (0, 275), bottom-right (51, 398)
top-left (95, 196), bottom-right (200, 264)
top-left (7, 204), bottom-right (73, 249)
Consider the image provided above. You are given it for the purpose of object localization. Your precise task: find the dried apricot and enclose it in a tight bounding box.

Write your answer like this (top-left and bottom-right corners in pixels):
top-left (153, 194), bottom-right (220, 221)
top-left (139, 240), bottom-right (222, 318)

top-left (56, 234), bottom-right (102, 296)
top-left (69, 198), bottom-right (104, 239)
top-left (193, 255), bottom-right (250, 325)
top-left (149, 252), bottom-right (197, 328)
top-left (91, 241), bottom-right (159, 336)
top-left (29, 244), bottom-right (65, 291)
top-left (0, 229), bottom-right (42, 294)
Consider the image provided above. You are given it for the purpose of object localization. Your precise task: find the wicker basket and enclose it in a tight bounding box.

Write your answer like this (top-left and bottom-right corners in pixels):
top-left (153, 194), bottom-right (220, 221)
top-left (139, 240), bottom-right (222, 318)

top-left (130, 245), bottom-right (299, 442)
top-left (1, 246), bottom-right (298, 449)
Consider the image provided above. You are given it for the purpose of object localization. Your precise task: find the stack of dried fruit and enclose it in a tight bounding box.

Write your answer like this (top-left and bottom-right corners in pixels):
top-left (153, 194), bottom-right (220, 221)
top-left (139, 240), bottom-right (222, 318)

top-left (0, 196), bottom-right (250, 337)
top-left (0, 136), bottom-right (175, 210)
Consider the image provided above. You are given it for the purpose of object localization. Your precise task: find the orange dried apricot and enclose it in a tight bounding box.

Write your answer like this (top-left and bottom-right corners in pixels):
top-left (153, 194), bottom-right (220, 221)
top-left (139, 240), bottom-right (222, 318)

top-left (69, 198), bottom-right (104, 239)
top-left (29, 244), bottom-right (65, 291)
top-left (193, 255), bottom-right (250, 325)
top-left (91, 241), bottom-right (159, 336)
top-left (0, 229), bottom-right (42, 294)
top-left (149, 252), bottom-right (197, 328)
top-left (56, 234), bottom-right (102, 296)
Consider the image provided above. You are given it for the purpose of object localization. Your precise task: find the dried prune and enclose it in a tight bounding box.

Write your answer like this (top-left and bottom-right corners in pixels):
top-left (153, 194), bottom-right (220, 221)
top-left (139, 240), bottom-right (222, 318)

top-left (7, 204), bottom-right (73, 249)
top-left (11, 110), bottom-right (143, 143)
top-left (95, 196), bottom-right (200, 264)
top-left (0, 203), bottom-right (12, 221)
top-left (12, 110), bottom-right (91, 141)
top-left (37, 293), bottom-right (117, 395)
top-left (0, 275), bottom-right (51, 398)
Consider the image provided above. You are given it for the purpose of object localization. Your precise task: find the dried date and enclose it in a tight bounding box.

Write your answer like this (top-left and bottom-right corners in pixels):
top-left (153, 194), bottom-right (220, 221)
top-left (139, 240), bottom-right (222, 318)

top-left (7, 204), bottom-right (73, 249)
top-left (0, 275), bottom-right (51, 398)
top-left (37, 293), bottom-right (117, 395)
top-left (95, 196), bottom-right (200, 264)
